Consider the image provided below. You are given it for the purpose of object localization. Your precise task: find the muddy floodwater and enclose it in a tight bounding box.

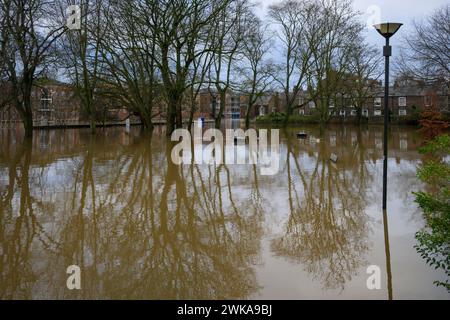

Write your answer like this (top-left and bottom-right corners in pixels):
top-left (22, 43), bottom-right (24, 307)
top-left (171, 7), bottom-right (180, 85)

top-left (0, 124), bottom-right (448, 300)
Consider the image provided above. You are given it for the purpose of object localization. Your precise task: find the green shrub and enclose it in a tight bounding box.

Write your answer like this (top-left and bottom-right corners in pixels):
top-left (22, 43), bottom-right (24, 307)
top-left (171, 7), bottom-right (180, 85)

top-left (414, 134), bottom-right (450, 292)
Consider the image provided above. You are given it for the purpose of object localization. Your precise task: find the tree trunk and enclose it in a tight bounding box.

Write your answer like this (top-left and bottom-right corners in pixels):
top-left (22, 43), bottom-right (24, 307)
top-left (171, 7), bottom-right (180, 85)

top-left (187, 102), bottom-right (195, 132)
top-left (19, 94), bottom-right (34, 138)
top-left (283, 106), bottom-right (293, 127)
top-left (176, 102), bottom-right (183, 129)
top-left (167, 96), bottom-right (178, 136)
top-left (319, 122), bottom-right (326, 137)
top-left (215, 91), bottom-right (226, 129)
top-left (22, 112), bottom-right (33, 138)
top-left (90, 113), bottom-right (97, 135)
top-left (141, 111), bottom-right (154, 132)
top-left (283, 93), bottom-right (294, 127)
top-left (245, 103), bottom-right (252, 130)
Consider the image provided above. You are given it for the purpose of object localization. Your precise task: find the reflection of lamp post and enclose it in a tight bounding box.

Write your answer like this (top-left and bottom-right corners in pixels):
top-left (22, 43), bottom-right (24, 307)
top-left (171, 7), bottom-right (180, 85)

top-left (374, 23), bottom-right (402, 210)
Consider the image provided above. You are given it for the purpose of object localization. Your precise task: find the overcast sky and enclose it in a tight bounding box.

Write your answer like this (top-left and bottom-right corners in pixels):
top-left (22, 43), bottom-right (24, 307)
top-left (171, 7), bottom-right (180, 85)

top-left (256, 0), bottom-right (448, 47)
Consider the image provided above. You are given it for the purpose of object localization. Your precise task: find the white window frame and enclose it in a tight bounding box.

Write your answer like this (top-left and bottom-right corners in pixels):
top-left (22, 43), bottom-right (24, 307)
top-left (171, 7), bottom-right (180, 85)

top-left (309, 101), bottom-right (316, 109)
top-left (374, 97), bottom-right (382, 107)
top-left (399, 109), bottom-right (407, 116)
top-left (374, 110), bottom-right (382, 116)
top-left (399, 97), bottom-right (407, 107)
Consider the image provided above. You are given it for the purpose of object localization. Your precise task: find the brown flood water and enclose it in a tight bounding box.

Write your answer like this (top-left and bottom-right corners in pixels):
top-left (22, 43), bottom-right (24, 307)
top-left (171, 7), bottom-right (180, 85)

top-left (0, 124), bottom-right (448, 300)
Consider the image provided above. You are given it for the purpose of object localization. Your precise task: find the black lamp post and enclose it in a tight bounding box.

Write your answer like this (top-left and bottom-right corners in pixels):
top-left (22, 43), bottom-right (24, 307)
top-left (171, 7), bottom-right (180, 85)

top-left (374, 22), bottom-right (402, 210)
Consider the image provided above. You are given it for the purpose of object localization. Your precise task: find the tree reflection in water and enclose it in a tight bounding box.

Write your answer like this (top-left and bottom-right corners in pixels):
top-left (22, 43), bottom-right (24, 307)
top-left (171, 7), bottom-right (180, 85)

top-left (0, 126), bottom-right (432, 299)
top-left (271, 128), bottom-right (373, 291)
top-left (0, 129), bottom-right (264, 299)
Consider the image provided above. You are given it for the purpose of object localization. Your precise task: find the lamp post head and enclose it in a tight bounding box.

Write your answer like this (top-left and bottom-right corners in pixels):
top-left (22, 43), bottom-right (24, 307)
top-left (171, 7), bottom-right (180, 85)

top-left (373, 23), bottom-right (403, 39)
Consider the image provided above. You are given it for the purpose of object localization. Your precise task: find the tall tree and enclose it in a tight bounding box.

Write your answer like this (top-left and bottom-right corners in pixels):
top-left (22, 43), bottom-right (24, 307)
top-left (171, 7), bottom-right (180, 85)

top-left (238, 16), bottom-right (274, 129)
top-left (400, 4), bottom-right (450, 88)
top-left (268, 0), bottom-right (317, 124)
top-left (145, 0), bottom-right (232, 135)
top-left (344, 40), bottom-right (382, 123)
top-left (0, 4), bottom-right (11, 110)
top-left (209, 0), bottom-right (247, 128)
top-left (1, 0), bottom-right (66, 137)
top-left (99, 0), bottom-right (160, 131)
top-left (57, 0), bottom-right (107, 135)
top-left (186, 44), bottom-right (214, 131)
top-left (308, 0), bottom-right (363, 127)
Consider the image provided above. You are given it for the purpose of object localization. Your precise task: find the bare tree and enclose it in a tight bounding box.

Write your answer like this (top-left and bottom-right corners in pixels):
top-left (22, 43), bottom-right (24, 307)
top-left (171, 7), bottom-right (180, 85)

top-left (344, 40), bottom-right (382, 123)
top-left (145, 0), bottom-right (232, 136)
top-left (238, 16), bottom-right (275, 129)
top-left (308, 0), bottom-right (363, 127)
top-left (209, 0), bottom-right (247, 128)
top-left (1, 0), bottom-right (66, 137)
top-left (186, 45), bottom-right (214, 131)
top-left (268, 0), bottom-right (317, 124)
top-left (400, 4), bottom-right (450, 88)
top-left (99, 1), bottom-right (160, 131)
top-left (0, 4), bottom-right (11, 109)
top-left (57, 0), bottom-right (107, 135)
top-left (0, 4), bottom-right (6, 82)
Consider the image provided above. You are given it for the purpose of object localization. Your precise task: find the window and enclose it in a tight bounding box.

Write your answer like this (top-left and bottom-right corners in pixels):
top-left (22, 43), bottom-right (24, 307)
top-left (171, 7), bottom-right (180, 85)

top-left (351, 110), bottom-right (357, 116)
top-left (259, 106), bottom-right (266, 116)
top-left (299, 109), bottom-right (305, 116)
top-left (374, 97), bottom-right (382, 107)
top-left (424, 96), bottom-right (431, 106)
top-left (399, 97), bottom-right (407, 107)
top-left (374, 110), bottom-right (382, 116)
top-left (309, 101), bottom-right (316, 109)
top-left (399, 109), bottom-right (407, 116)
top-left (362, 109), bottom-right (369, 117)
top-left (339, 110), bottom-right (346, 116)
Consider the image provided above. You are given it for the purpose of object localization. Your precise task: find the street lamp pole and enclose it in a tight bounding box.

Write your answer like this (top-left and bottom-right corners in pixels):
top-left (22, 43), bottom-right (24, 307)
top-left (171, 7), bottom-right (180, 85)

top-left (383, 36), bottom-right (390, 210)
top-left (374, 22), bottom-right (403, 210)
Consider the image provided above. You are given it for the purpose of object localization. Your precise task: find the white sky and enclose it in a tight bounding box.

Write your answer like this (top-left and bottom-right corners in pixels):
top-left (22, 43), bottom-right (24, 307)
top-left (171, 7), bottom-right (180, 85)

top-left (255, 0), bottom-right (449, 47)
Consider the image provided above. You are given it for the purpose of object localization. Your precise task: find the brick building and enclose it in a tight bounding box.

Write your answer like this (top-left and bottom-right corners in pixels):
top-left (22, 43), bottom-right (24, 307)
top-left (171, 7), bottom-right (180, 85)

top-left (2, 77), bottom-right (448, 127)
top-left (0, 80), bottom-right (82, 127)
top-left (0, 80), bottom-right (132, 127)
